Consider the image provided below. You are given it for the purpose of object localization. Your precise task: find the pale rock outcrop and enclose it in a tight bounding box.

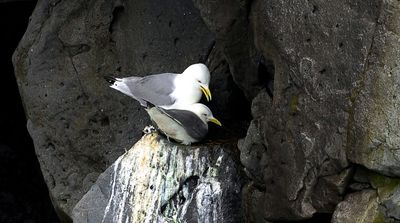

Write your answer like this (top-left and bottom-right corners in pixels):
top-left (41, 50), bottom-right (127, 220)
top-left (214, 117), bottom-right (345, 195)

top-left (72, 133), bottom-right (243, 223)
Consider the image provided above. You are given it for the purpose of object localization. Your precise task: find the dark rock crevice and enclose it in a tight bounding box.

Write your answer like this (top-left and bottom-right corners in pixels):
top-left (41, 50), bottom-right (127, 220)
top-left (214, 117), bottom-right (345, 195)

top-left (205, 44), bottom-right (253, 142)
top-left (257, 56), bottom-right (275, 98)
top-left (108, 4), bottom-right (124, 35)
top-left (1, 1), bottom-right (60, 222)
top-left (160, 176), bottom-right (200, 218)
top-left (193, 0), bottom-right (265, 100)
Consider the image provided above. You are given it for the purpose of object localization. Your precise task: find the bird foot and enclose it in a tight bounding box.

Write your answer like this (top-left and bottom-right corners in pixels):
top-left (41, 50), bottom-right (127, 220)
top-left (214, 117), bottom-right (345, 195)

top-left (143, 125), bottom-right (156, 135)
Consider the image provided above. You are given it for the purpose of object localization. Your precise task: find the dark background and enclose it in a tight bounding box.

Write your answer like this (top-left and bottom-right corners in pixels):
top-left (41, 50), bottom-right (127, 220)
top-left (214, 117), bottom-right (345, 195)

top-left (0, 1), bottom-right (59, 222)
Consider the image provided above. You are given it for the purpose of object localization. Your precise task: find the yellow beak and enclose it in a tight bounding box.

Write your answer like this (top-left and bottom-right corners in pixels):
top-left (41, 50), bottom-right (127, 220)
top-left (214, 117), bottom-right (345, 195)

top-left (209, 117), bottom-right (222, 126)
top-left (200, 84), bottom-right (212, 101)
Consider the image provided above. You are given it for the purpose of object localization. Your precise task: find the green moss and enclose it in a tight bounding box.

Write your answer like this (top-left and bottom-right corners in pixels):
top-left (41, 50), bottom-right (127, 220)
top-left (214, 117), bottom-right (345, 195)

top-left (290, 95), bottom-right (299, 113)
top-left (372, 211), bottom-right (385, 223)
top-left (370, 173), bottom-right (400, 197)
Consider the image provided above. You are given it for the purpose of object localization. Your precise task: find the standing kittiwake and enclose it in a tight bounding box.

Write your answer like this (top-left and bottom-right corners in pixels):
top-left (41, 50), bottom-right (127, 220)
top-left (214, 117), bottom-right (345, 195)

top-left (104, 63), bottom-right (211, 109)
top-left (145, 103), bottom-right (222, 145)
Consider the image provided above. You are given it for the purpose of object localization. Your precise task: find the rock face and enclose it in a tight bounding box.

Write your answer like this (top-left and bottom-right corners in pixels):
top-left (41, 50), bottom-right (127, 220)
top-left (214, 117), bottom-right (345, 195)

top-left (332, 190), bottom-right (380, 223)
top-left (347, 1), bottom-right (400, 177)
top-left (237, 0), bottom-right (369, 217)
top-left (72, 133), bottom-right (243, 223)
top-left (229, 0), bottom-right (400, 221)
top-left (332, 172), bottom-right (400, 223)
top-left (13, 0), bottom-right (214, 218)
top-left (14, 0), bottom-right (400, 222)
top-left (193, 0), bottom-right (264, 100)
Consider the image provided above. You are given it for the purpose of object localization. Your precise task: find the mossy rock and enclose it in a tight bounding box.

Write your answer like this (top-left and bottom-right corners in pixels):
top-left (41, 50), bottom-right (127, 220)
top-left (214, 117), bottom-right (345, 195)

top-left (370, 173), bottom-right (400, 198)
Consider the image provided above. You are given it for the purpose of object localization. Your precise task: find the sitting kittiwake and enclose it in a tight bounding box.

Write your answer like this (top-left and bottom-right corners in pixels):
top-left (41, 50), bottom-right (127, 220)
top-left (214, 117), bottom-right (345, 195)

top-left (104, 63), bottom-right (211, 109)
top-left (145, 103), bottom-right (222, 145)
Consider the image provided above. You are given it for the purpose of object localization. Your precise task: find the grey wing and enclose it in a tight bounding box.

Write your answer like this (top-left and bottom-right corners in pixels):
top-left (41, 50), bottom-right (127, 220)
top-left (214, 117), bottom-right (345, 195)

top-left (158, 108), bottom-right (208, 141)
top-left (126, 73), bottom-right (178, 106)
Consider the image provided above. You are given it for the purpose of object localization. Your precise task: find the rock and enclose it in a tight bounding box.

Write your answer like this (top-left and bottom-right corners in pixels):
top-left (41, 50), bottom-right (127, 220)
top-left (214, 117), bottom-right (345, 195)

top-left (194, 0), bottom-right (400, 220)
top-left (238, 0), bottom-right (395, 221)
top-left (333, 173), bottom-right (400, 223)
top-left (331, 190), bottom-right (380, 223)
top-left (370, 174), bottom-right (400, 222)
top-left (13, 0), bottom-right (214, 217)
top-left (193, 0), bottom-right (264, 100)
top-left (240, 88), bottom-right (352, 220)
top-left (381, 189), bottom-right (400, 222)
top-left (72, 133), bottom-right (243, 223)
top-left (201, 44), bottom-right (252, 141)
top-left (347, 0), bottom-right (400, 177)
top-left (238, 89), bottom-right (270, 188)
top-left (311, 168), bottom-right (353, 213)
top-left (13, 0), bottom-right (400, 221)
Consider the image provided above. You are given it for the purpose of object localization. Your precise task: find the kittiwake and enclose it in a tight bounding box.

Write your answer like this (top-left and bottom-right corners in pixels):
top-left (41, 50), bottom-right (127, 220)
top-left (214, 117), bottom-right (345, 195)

top-left (145, 103), bottom-right (222, 145)
top-left (104, 63), bottom-right (211, 109)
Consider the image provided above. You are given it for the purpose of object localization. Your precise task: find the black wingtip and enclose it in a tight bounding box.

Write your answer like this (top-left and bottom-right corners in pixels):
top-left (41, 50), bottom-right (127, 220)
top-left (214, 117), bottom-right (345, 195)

top-left (104, 76), bottom-right (117, 85)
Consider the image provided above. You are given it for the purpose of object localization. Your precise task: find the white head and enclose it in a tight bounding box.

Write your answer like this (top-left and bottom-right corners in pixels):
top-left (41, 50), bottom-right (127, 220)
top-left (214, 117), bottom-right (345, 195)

top-left (181, 63), bottom-right (212, 101)
top-left (188, 103), bottom-right (222, 126)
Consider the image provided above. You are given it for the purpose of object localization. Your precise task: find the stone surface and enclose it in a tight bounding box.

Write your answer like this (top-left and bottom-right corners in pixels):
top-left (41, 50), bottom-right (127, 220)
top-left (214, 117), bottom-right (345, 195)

top-left (13, 0), bottom-right (400, 221)
top-left (13, 0), bottom-right (214, 217)
top-left (72, 133), bottom-right (243, 223)
top-left (237, 0), bottom-right (400, 221)
top-left (347, 1), bottom-right (400, 177)
top-left (333, 173), bottom-right (400, 223)
top-left (370, 174), bottom-right (400, 222)
top-left (311, 168), bottom-right (353, 213)
top-left (193, 0), bottom-right (265, 100)
top-left (331, 190), bottom-right (380, 223)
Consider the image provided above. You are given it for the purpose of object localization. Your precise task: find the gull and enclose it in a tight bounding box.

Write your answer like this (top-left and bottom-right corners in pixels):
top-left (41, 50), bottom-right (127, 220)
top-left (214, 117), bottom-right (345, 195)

top-left (104, 63), bottom-right (211, 109)
top-left (145, 103), bottom-right (222, 145)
